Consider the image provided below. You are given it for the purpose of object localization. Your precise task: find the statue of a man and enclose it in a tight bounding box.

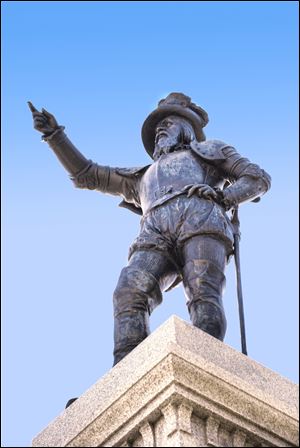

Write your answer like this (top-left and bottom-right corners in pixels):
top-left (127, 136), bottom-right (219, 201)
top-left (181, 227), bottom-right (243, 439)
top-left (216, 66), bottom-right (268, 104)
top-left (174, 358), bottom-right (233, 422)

top-left (29, 93), bottom-right (271, 365)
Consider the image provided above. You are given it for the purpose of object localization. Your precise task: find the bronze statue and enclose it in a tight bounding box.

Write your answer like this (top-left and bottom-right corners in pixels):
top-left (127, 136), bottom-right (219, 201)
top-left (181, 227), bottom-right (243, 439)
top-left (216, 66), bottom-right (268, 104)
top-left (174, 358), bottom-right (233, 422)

top-left (29, 93), bottom-right (271, 366)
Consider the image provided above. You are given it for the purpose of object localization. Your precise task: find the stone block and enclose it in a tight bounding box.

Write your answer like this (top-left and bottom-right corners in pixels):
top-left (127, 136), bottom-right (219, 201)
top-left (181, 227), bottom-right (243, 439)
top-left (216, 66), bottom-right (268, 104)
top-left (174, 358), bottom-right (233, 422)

top-left (32, 315), bottom-right (298, 447)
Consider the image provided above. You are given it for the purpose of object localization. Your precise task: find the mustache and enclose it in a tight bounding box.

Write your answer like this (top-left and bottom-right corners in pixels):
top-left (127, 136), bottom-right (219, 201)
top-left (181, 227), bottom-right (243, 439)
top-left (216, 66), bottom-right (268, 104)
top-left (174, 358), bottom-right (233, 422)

top-left (155, 130), bottom-right (170, 143)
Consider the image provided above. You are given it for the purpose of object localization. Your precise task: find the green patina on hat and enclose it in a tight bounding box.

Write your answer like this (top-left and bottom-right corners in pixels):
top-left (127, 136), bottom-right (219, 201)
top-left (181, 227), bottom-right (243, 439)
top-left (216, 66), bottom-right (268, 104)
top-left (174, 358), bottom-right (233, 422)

top-left (142, 92), bottom-right (209, 158)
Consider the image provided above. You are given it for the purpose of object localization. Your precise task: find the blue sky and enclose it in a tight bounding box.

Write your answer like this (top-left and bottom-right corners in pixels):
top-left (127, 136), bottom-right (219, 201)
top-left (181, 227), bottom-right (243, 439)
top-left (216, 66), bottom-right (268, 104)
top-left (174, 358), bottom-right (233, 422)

top-left (2, 1), bottom-right (299, 446)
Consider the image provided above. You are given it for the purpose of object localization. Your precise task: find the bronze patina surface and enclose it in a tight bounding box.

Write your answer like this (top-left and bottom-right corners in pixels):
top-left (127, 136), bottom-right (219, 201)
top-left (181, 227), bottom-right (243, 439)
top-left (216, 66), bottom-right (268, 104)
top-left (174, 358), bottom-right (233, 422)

top-left (29, 93), bottom-right (271, 366)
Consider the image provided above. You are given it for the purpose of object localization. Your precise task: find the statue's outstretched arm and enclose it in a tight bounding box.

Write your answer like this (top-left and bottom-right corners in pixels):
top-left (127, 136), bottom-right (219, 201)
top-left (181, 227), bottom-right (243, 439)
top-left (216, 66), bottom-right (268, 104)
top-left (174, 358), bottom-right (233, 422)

top-left (28, 102), bottom-right (131, 197)
top-left (28, 101), bottom-right (90, 175)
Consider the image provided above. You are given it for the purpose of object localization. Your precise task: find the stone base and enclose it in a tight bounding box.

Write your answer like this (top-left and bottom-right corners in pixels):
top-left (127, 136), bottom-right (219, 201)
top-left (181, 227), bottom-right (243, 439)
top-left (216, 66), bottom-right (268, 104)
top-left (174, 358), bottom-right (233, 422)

top-left (32, 316), bottom-right (298, 447)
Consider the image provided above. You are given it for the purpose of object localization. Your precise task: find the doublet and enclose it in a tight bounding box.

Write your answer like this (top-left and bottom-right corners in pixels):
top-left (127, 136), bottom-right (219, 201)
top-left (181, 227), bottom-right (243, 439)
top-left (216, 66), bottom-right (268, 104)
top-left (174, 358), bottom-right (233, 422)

top-left (71, 139), bottom-right (270, 213)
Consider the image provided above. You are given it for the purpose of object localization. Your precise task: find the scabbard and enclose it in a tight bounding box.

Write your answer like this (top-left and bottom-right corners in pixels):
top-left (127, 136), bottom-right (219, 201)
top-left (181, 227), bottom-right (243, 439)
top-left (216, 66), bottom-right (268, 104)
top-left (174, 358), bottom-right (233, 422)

top-left (232, 207), bottom-right (248, 356)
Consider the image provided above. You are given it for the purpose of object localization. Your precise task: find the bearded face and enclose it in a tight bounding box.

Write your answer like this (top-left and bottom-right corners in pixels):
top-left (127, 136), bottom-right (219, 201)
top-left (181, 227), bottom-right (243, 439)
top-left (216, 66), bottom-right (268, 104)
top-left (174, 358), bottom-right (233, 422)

top-left (153, 116), bottom-right (182, 160)
top-left (153, 116), bottom-right (194, 160)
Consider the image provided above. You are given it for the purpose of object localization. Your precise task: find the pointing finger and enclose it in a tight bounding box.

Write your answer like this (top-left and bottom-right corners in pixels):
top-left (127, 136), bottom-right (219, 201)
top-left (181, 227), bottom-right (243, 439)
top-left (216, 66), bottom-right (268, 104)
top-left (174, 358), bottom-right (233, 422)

top-left (28, 101), bottom-right (39, 113)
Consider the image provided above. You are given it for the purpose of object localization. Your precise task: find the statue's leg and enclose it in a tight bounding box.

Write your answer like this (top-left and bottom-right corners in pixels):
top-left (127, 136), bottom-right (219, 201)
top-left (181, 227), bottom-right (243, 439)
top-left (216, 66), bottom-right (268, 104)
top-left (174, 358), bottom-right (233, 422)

top-left (113, 250), bottom-right (173, 365)
top-left (181, 235), bottom-right (228, 341)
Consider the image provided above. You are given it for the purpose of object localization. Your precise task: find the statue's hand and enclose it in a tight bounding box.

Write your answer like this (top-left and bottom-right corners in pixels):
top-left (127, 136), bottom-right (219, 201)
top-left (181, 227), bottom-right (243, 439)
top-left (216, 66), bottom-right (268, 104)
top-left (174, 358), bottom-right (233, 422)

top-left (28, 101), bottom-right (59, 136)
top-left (186, 184), bottom-right (219, 201)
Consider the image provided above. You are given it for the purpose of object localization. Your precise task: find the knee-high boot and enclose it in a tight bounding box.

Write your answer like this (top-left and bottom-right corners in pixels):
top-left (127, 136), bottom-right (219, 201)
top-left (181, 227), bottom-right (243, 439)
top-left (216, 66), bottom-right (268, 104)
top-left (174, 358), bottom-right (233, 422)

top-left (189, 300), bottom-right (226, 341)
top-left (183, 259), bottom-right (227, 341)
top-left (112, 264), bottom-right (163, 366)
top-left (113, 309), bottom-right (150, 365)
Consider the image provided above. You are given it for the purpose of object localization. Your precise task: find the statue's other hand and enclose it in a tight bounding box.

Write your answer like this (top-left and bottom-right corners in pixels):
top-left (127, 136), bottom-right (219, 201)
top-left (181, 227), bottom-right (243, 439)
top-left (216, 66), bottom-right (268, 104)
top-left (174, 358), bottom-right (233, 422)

top-left (187, 184), bottom-right (219, 201)
top-left (28, 101), bottom-right (59, 136)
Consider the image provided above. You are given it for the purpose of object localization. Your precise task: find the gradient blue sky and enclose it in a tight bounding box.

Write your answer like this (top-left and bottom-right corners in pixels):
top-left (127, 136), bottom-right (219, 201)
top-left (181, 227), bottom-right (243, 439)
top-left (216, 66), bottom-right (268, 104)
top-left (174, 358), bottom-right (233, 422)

top-left (2, 2), bottom-right (299, 446)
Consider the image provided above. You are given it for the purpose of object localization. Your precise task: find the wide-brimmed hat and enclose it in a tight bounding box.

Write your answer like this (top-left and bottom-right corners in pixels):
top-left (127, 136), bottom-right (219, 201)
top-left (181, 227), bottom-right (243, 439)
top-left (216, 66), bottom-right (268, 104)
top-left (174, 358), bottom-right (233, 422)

top-left (141, 92), bottom-right (209, 158)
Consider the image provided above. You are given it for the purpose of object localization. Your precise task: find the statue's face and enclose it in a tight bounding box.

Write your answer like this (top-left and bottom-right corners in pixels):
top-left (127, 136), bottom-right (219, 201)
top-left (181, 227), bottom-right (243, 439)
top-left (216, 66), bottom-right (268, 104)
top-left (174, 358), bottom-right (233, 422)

top-left (153, 116), bottom-right (182, 160)
top-left (155, 117), bottom-right (181, 145)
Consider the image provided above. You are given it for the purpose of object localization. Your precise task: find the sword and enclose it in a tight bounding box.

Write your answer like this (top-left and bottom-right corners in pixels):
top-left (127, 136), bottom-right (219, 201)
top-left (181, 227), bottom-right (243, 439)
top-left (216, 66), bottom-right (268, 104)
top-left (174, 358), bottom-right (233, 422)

top-left (231, 206), bottom-right (248, 355)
